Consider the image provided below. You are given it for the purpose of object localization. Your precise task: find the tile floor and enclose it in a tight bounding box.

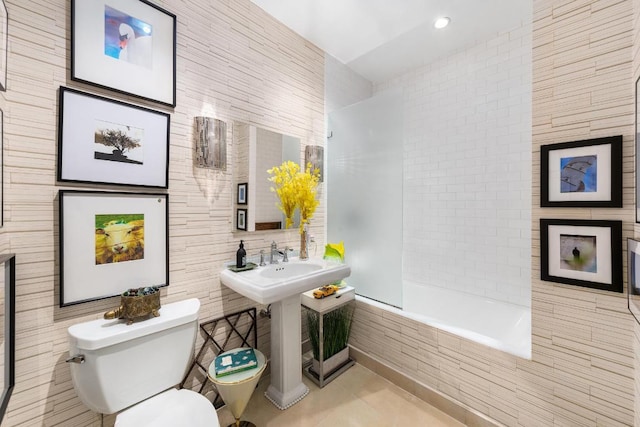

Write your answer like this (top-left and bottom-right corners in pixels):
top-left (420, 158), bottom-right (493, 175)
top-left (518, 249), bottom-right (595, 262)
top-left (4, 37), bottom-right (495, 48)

top-left (216, 363), bottom-right (465, 427)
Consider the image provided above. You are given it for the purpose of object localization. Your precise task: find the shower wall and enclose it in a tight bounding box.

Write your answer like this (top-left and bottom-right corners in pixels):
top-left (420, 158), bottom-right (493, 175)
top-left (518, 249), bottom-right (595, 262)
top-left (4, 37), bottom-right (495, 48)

top-left (327, 90), bottom-right (404, 307)
top-left (376, 20), bottom-right (533, 307)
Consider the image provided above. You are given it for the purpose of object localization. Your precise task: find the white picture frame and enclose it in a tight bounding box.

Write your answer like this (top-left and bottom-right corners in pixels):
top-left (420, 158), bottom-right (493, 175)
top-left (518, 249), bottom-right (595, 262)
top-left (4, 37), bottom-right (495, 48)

top-left (57, 87), bottom-right (170, 188)
top-left (59, 190), bottom-right (168, 306)
top-left (71, 0), bottom-right (176, 106)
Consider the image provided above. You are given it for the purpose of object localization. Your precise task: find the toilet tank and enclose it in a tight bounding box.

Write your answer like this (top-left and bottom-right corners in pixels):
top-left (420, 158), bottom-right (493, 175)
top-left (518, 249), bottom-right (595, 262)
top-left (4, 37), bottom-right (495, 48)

top-left (67, 298), bottom-right (201, 414)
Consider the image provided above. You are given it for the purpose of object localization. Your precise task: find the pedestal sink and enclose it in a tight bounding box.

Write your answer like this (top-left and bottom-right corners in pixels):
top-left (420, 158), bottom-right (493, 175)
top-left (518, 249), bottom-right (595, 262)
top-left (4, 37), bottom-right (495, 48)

top-left (220, 257), bottom-right (351, 409)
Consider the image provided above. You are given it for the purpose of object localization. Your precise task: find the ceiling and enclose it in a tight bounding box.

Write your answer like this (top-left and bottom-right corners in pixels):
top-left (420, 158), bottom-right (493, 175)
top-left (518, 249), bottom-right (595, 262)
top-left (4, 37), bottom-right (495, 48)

top-left (249, 0), bottom-right (532, 83)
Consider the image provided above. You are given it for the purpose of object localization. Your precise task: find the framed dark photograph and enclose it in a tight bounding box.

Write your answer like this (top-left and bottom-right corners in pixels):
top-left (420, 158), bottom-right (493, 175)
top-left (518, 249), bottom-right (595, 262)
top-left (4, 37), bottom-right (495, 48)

top-left (60, 190), bottom-right (169, 306)
top-left (0, 254), bottom-right (15, 424)
top-left (57, 87), bottom-right (169, 188)
top-left (636, 76), bottom-right (640, 222)
top-left (71, 0), bottom-right (176, 107)
top-left (628, 239), bottom-right (640, 324)
top-left (540, 219), bottom-right (622, 292)
top-left (237, 209), bottom-right (247, 231)
top-left (540, 135), bottom-right (622, 207)
top-left (237, 183), bottom-right (247, 205)
top-left (0, 109), bottom-right (4, 227)
top-left (0, 0), bottom-right (7, 92)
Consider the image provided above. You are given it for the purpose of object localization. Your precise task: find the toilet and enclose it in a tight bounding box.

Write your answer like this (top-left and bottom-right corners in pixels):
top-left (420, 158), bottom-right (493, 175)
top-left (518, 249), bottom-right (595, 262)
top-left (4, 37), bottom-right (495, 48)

top-left (67, 298), bottom-right (220, 427)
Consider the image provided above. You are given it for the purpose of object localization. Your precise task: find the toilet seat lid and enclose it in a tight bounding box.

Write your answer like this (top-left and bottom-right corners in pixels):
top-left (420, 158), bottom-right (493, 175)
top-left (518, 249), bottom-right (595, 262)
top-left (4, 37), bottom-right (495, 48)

top-left (115, 388), bottom-right (219, 427)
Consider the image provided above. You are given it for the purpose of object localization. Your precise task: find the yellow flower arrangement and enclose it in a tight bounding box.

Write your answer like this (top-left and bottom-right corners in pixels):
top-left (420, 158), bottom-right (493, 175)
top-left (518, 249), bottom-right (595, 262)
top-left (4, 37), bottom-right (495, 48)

top-left (267, 161), bottom-right (300, 229)
top-left (268, 160), bottom-right (320, 233)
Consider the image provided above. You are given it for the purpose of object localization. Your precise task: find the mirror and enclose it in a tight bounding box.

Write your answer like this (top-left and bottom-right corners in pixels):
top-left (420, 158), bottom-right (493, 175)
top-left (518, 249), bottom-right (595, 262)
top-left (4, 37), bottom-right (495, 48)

top-left (0, 254), bottom-right (15, 423)
top-left (233, 122), bottom-right (301, 232)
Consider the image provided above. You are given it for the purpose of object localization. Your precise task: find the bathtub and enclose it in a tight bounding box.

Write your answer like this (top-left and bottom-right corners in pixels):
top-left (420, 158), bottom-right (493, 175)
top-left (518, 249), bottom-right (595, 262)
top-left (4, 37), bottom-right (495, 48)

top-left (357, 281), bottom-right (532, 359)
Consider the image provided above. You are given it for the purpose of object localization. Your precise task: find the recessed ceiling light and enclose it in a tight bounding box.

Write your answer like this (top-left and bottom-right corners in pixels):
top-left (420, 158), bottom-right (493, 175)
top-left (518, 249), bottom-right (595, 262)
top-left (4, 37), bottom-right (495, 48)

top-left (434, 17), bottom-right (450, 29)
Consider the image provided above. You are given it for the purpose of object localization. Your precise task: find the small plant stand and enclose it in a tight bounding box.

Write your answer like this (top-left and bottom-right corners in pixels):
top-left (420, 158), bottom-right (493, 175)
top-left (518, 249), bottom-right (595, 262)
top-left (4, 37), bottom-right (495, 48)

top-left (301, 286), bottom-right (355, 388)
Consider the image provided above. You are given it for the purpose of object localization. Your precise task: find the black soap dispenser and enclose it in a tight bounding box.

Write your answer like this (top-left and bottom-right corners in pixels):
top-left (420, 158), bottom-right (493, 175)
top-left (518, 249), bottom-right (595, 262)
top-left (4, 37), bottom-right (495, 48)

top-left (236, 240), bottom-right (247, 268)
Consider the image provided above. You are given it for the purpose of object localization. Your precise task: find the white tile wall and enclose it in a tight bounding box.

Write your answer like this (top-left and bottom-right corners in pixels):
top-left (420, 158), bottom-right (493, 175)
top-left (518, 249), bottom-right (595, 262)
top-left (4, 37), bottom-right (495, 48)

top-left (374, 21), bottom-right (533, 307)
top-left (324, 53), bottom-right (373, 114)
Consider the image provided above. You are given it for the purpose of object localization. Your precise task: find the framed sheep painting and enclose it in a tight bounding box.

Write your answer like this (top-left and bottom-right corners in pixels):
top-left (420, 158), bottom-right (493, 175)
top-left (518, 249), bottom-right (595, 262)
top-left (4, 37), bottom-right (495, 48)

top-left (59, 190), bottom-right (168, 306)
top-left (71, 0), bottom-right (177, 107)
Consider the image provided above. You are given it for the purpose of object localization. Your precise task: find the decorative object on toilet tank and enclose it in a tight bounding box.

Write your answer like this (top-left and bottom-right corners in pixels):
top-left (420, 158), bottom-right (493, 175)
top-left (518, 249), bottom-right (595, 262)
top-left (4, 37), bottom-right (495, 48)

top-left (59, 190), bottom-right (169, 306)
top-left (268, 160), bottom-right (320, 259)
top-left (194, 117), bottom-right (227, 170)
top-left (540, 218), bottom-right (622, 292)
top-left (104, 286), bottom-right (161, 325)
top-left (71, 0), bottom-right (177, 107)
top-left (540, 135), bottom-right (622, 207)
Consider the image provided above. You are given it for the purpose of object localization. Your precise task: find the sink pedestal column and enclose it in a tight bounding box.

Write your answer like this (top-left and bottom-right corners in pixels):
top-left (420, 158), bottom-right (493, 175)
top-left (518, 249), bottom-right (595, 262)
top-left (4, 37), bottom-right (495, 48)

top-left (264, 294), bottom-right (309, 409)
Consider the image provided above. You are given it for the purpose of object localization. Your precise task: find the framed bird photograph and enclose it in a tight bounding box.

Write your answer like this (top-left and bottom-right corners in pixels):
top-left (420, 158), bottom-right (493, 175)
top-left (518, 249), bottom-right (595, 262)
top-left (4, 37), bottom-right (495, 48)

top-left (540, 219), bottom-right (622, 293)
top-left (540, 135), bottom-right (622, 207)
top-left (71, 0), bottom-right (177, 107)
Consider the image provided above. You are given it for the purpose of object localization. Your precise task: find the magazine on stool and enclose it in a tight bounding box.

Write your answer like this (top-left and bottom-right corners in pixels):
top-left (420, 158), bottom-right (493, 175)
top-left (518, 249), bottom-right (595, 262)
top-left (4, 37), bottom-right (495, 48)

top-left (214, 348), bottom-right (258, 377)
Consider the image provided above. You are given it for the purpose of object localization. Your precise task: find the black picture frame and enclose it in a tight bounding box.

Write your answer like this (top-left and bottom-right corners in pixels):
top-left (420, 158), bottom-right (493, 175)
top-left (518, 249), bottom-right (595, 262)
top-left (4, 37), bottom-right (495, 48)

top-left (540, 219), bottom-right (622, 292)
top-left (540, 135), bottom-right (622, 207)
top-left (628, 239), bottom-right (640, 324)
top-left (57, 87), bottom-right (170, 189)
top-left (636, 76), bottom-right (640, 222)
top-left (0, 0), bottom-right (8, 92)
top-left (237, 209), bottom-right (247, 231)
top-left (59, 190), bottom-right (169, 306)
top-left (237, 183), bottom-right (247, 205)
top-left (0, 254), bottom-right (15, 425)
top-left (0, 109), bottom-right (4, 227)
top-left (71, 0), bottom-right (177, 107)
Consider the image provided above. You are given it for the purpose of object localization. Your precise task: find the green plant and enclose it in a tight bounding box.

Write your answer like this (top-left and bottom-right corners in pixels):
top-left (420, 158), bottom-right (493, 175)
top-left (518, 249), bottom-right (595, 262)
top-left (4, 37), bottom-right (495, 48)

top-left (306, 304), bottom-right (354, 361)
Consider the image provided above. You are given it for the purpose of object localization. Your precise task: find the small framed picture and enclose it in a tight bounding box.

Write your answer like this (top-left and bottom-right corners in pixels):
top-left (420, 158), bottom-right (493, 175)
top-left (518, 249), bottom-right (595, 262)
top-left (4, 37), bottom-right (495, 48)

top-left (57, 87), bottom-right (170, 188)
top-left (71, 0), bottom-right (177, 106)
top-left (628, 239), bottom-right (640, 324)
top-left (540, 219), bottom-right (622, 292)
top-left (540, 135), bottom-right (622, 207)
top-left (237, 183), bottom-right (247, 205)
top-left (237, 209), bottom-right (247, 231)
top-left (59, 190), bottom-right (169, 306)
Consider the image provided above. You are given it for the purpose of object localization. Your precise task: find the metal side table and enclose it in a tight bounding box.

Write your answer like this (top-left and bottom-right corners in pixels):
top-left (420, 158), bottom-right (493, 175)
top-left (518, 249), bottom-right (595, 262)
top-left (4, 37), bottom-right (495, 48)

top-left (301, 286), bottom-right (355, 388)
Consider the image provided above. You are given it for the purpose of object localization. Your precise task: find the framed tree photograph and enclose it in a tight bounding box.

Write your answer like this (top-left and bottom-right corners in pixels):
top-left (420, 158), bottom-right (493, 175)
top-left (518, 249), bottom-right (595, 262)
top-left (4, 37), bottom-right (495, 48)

top-left (237, 209), bottom-right (247, 231)
top-left (540, 135), bottom-right (622, 207)
top-left (0, 0), bottom-right (7, 92)
top-left (71, 0), bottom-right (177, 107)
top-left (57, 87), bottom-right (170, 188)
top-left (59, 190), bottom-right (169, 306)
top-left (540, 219), bottom-right (622, 293)
top-left (237, 183), bottom-right (247, 205)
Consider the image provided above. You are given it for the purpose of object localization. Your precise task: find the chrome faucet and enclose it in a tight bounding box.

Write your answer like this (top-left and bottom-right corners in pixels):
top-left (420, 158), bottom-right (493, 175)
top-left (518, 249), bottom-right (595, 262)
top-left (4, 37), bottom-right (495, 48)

top-left (282, 246), bottom-right (289, 262)
top-left (270, 241), bottom-right (279, 264)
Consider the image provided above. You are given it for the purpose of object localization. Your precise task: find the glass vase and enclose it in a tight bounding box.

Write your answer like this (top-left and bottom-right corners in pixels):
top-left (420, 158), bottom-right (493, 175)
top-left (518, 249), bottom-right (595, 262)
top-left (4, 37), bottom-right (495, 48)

top-left (300, 224), bottom-right (309, 260)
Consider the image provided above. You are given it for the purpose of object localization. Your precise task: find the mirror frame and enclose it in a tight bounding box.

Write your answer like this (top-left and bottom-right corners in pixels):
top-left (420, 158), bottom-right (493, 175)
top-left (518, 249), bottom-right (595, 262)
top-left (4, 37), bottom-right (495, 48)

top-left (0, 254), bottom-right (15, 423)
